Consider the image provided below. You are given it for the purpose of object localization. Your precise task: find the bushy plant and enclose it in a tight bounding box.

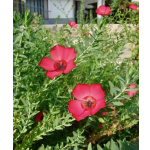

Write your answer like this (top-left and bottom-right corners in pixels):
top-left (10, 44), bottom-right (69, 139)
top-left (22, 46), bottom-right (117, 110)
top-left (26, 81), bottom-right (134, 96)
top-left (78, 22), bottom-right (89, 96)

top-left (13, 2), bottom-right (139, 149)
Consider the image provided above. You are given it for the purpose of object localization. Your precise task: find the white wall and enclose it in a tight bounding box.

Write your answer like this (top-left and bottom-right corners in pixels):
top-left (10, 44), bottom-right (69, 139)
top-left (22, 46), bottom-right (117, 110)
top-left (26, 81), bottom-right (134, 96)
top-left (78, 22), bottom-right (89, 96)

top-left (84, 0), bottom-right (97, 4)
top-left (97, 0), bottom-right (105, 20)
top-left (48, 0), bottom-right (74, 19)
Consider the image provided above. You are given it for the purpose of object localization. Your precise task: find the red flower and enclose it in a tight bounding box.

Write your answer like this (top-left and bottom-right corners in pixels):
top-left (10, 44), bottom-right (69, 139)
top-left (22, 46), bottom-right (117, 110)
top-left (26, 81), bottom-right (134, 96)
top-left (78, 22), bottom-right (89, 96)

top-left (136, 26), bottom-right (139, 31)
top-left (35, 110), bottom-right (44, 122)
top-left (84, 32), bottom-right (89, 35)
top-left (129, 4), bottom-right (137, 10)
top-left (107, 106), bottom-right (116, 111)
top-left (68, 21), bottom-right (78, 28)
top-left (132, 115), bottom-right (137, 118)
top-left (96, 5), bottom-right (111, 16)
top-left (120, 99), bottom-right (126, 102)
top-left (99, 123), bottom-right (104, 128)
top-left (112, 107), bottom-right (116, 111)
top-left (68, 84), bottom-right (105, 121)
top-left (102, 112), bottom-right (109, 116)
top-left (125, 83), bottom-right (137, 98)
top-left (39, 45), bottom-right (77, 80)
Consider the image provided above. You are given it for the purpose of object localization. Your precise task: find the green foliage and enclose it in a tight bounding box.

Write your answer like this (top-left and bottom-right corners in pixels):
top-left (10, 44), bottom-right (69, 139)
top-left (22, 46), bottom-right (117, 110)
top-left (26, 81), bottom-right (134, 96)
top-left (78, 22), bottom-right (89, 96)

top-left (109, 0), bottom-right (139, 24)
top-left (13, 5), bottom-right (139, 150)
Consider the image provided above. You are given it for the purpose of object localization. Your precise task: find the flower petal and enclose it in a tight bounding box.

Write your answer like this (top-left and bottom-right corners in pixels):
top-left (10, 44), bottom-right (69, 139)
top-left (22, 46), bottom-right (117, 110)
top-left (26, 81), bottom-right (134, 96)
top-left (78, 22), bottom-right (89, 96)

top-left (73, 24), bottom-right (78, 28)
top-left (46, 70), bottom-right (63, 80)
top-left (68, 100), bottom-right (84, 116)
top-left (72, 84), bottom-right (90, 100)
top-left (50, 45), bottom-right (65, 61)
top-left (130, 83), bottom-right (136, 88)
top-left (90, 84), bottom-right (105, 100)
top-left (105, 7), bottom-right (111, 15)
top-left (39, 57), bottom-right (55, 71)
top-left (125, 91), bottom-right (137, 97)
top-left (39, 110), bottom-right (43, 117)
top-left (95, 8), bottom-right (101, 15)
top-left (35, 115), bottom-right (42, 122)
top-left (102, 111), bottom-right (109, 116)
top-left (63, 59), bottom-right (76, 74)
top-left (99, 123), bottom-right (103, 128)
top-left (72, 110), bottom-right (91, 121)
top-left (99, 5), bottom-right (106, 14)
top-left (91, 99), bottom-right (105, 115)
top-left (68, 21), bottom-right (72, 25)
top-left (62, 47), bottom-right (77, 62)
top-left (129, 4), bottom-right (137, 10)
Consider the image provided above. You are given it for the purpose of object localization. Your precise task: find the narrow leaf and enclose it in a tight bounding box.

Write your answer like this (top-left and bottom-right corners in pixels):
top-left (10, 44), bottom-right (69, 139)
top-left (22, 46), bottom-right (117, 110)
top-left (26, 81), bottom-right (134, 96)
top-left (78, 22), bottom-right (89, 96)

top-left (14, 33), bottom-right (22, 45)
top-left (112, 102), bottom-right (124, 106)
top-left (110, 139), bottom-right (119, 150)
top-left (87, 143), bottom-right (92, 150)
top-left (97, 144), bottom-right (103, 150)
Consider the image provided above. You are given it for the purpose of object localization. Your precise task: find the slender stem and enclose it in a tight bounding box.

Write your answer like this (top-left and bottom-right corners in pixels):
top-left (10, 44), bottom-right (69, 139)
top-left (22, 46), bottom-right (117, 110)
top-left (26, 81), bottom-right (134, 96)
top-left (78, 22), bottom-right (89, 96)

top-left (114, 86), bottom-right (127, 100)
top-left (75, 34), bottom-right (98, 62)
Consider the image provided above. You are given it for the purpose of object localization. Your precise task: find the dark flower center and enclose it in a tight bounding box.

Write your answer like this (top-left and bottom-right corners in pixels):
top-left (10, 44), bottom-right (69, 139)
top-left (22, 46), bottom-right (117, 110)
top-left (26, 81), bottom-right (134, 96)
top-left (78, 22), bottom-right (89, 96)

top-left (40, 116), bottom-right (43, 120)
top-left (54, 60), bottom-right (67, 71)
top-left (81, 96), bottom-right (96, 110)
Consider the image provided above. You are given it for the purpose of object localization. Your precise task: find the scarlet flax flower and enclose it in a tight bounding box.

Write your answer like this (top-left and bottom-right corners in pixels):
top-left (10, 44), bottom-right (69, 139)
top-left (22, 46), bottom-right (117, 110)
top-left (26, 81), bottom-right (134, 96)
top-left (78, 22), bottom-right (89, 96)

top-left (68, 84), bottom-right (105, 121)
top-left (84, 32), bottom-right (89, 35)
top-left (129, 4), bottom-right (137, 10)
top-left (102, 112), bottom-right (109, 116)
top-left (120, 99), bottom-right (126, 102)
top-left (132, 115), bottom-right (137, 119)
top-left (125, 83), bottom-right (137, 98)
top-left (35, 110), bottom-right (44, 122)
top-left (96, 5), bottom-right (111, 16)
top-left (136, 26), bottom-right (139, 31)
top-left (99, 123), bottom-right (104, 128)
top-left (112, 107), bottom-right (116, 111)
top-left (39, 44), bottom-right (77, 80)
top-left (107, 106), bottom-right (116, 111)
top-left (68, 21), bottom-right (78, 28)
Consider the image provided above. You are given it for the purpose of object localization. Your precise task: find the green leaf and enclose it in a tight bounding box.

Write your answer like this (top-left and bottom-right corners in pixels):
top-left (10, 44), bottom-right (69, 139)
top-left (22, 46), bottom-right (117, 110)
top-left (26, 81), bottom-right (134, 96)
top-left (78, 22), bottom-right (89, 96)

top-left (85, 35), bottom-right (89, 47)
top-left (109, 81), bottom-right (116, 96)
top-left (105, 141), bottom-right (110, 149)
top-left (121, 95), bottom-right (131, 100)
top-left (117, 75), bottom-right (125, 83)
top-left (24, 31), bottom-right (30, 39)
top-left (125, 88), bottom-right (138, 91)
top-left (87, 143), bottom-right (92, 150)
top-left (89, 116), bottom-right (96, 122)
top-left (53, 118), bottom-right (59, 127)
top-left (14, 33), bottom-right (22, 45)
top-left (110, 139), bottom-right (119, 150)
top-left (26, 15), bottom-right (34, 26)
top-left (73, 144), bottom-right (78, 150)
top-left (112, 102), bottom-right (124, 106)
top-left (126, 71), bottom-right (130, 83)
top-left (18, 54), bottom-right (27, 58)
top-left (98, 118), bottom-right (105, 123)
top-left (115, 87), bottom-right (121, 92)
top-left (129, 66), bottom-right (135, 75)
top-left (120, 80), bottom-right (125, 90)
top-left (24, 41), bottom-right (35, 47)
top-left (25, 10), bottom-right (30, 24)
top-left (121, 139), bottom-right (130, 150)
top-left (129, 143), bottom-right (139, 150)
top-left (97, 144), bottom-right (103, 150)
top-left (76, 44), bottom-right (82, 55)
